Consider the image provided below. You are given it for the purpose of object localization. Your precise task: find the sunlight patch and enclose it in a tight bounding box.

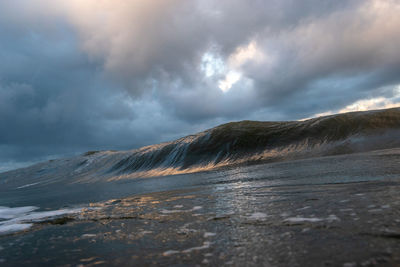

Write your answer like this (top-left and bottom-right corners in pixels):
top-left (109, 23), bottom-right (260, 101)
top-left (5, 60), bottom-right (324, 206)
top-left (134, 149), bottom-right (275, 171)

top-left (200, 51), bottom-right (243, 92)
top-left (201, 52), bottom-right (224, 77)
top-left (228, 41), bottom-right (263, 68)
top-left (218, 71), bottom-right (241, 92)
top-left (200, 44), bottom-right (261, 92)
top-left (304, 85), bottom-right (400, 120)
top-left (339, 97), bottom-right (400, 113)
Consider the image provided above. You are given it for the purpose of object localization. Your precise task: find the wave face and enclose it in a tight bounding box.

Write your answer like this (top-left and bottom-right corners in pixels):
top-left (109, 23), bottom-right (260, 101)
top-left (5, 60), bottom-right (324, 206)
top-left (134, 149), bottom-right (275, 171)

top-left (2, 108), bottom-right (400, 182)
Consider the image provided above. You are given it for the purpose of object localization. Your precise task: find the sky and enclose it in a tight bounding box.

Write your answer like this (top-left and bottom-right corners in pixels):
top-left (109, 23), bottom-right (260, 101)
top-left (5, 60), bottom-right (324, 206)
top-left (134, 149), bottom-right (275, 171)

top-left (1, 0), bottom-right (400, 172)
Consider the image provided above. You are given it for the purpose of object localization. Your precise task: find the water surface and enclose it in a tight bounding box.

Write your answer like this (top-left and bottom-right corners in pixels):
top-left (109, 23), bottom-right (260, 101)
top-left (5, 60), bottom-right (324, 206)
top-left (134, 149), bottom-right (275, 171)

top-left (1, 149), bottom-right (400, 266)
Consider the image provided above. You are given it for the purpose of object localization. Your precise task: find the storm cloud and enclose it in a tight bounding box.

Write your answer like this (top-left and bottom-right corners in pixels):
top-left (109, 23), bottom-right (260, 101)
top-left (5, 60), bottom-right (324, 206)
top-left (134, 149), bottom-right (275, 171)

top-left (1, 0), bottom-right (400, 171)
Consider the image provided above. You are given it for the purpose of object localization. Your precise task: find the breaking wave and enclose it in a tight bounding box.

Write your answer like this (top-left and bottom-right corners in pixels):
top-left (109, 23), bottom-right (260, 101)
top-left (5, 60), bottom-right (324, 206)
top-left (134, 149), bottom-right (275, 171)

top-left (2, 108), bottom-right (400, 182)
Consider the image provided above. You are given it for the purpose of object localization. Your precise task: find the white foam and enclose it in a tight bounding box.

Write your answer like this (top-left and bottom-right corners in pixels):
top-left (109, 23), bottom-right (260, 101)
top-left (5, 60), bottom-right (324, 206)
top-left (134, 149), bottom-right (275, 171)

top-left (0, 223), bottom-right (32, 234)
top-left (284, 214), bottom-right (340, 223)
top-left (248, 212), bottom-right (268, 220)
top-left (160, 206), bottom-right (203, 214)
top-left (177, 224), bottom-right (197, 234)
top-left (326, 214), bottom-right (340, 222)
top-left (339, 208), bottom-right (353, 212)
top-left (285, 217), bottom-right (323, 223)
top-left (204, 232), bottom-right (216, 238)
top-left (163, 250), bottom-right (180, 256)
top-left (182, 241), bottom-right (211, 253)
top-left (140, 230), bottom-right (152, 235)
top-left (16, 182), bottom-right (41, 189)
top-left (0, 206), bottom-right (38, 219)
top-left (81, 234), bottom-right (97, 238)
top-left (0, 206), bottom-right (82, 235)
top-left (343, 262), bottom-right (357, 267)
top-left (160, 209), bottom-right (182, 214)
top-left (162, 241), bottom-right (212, 256)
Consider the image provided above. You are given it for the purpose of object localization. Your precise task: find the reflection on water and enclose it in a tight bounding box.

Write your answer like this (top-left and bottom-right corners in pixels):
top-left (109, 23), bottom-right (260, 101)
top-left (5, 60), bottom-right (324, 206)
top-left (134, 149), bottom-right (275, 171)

top-left (1, 149), bottom-right (400, 265)
top-left (2, 148), bottom-right (400, 210)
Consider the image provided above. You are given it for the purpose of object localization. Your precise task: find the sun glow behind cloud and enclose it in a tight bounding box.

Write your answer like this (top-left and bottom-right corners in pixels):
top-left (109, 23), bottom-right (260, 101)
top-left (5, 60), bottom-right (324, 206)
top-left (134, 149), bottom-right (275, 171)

top-left (201, 52), bottom-right (224, 78)
top-left (200, 41), bottom-right (264, 92)
top-left (218, 71), bottom-right (241, 92)
top-left (228, 41), bottom-right (264, 68)
top-left (200, 52), bottom-right (242, 92)
top-left (307, 85), bottom-right (400, 119)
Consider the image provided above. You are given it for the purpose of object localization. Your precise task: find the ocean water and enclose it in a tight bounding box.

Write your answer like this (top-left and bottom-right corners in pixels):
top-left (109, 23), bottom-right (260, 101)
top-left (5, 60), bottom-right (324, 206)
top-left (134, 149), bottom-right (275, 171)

top-left (1, 148), bottom-right (400, 266)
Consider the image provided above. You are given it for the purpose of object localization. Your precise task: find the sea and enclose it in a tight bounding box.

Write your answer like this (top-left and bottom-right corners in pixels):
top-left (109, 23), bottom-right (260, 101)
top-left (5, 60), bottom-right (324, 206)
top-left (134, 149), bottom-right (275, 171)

top-left (1, 148), bottom-right (400, 266)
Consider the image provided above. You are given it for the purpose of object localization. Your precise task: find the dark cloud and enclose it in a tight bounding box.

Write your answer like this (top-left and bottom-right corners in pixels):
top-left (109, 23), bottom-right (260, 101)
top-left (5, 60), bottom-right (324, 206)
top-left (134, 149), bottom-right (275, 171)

top-left (1, 0), bottom-right (400, 171)
top-left (0, 13), bottom-right (192, 169)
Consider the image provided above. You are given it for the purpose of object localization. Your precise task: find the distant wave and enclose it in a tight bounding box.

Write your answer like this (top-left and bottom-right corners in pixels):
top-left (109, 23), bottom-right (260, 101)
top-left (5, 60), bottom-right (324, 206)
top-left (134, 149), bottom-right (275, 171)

top-left (2, 108), bottom-right (400, 182)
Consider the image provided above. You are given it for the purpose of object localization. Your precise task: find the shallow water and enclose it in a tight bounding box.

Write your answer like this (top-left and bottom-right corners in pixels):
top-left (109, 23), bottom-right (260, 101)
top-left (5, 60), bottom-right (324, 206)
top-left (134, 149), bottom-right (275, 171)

top-left (1, 149), bottom-right (400, 266)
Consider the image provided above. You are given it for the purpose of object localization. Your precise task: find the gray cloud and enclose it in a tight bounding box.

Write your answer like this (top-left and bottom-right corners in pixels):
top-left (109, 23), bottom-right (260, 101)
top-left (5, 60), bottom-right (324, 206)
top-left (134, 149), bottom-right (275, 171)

top-left (1, 0), bottom-right (400, 170)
